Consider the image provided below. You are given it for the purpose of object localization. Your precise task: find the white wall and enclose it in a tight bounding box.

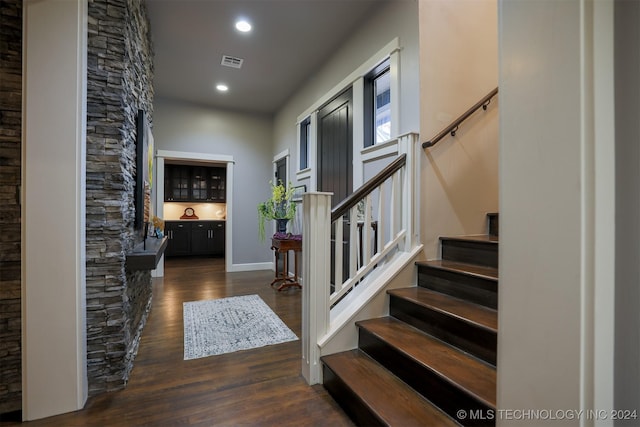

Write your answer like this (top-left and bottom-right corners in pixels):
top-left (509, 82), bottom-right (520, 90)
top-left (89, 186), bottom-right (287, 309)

top-left (153, 98), bottom-right (274, 265)
top-left (22, 0), bottom-right (88, 419)
top-left (418, 0), bottom-right (499, 259)
top-left (273, 0), bottom-right (421, 189)
top-left (498, 0), bottom-right (616, 423)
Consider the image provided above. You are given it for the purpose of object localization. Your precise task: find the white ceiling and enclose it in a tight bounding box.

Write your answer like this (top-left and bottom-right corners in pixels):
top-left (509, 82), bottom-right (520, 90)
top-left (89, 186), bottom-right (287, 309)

top-left (147, 0), bottom-right (384, 115)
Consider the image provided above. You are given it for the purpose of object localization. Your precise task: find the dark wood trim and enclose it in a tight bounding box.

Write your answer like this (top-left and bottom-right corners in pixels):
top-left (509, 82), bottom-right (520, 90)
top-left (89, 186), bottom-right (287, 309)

top-left (331, 153), bottom-right (406, 222)
top-left (422, 87), bottom-right (498, 148)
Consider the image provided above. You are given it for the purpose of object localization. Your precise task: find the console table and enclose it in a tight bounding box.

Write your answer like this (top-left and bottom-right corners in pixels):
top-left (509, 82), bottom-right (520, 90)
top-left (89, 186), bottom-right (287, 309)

top-left (270, 237), bottom-right (302, 291)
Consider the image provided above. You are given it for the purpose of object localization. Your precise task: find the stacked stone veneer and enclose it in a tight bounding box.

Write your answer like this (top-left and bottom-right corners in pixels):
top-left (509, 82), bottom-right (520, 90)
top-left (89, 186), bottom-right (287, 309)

top-left (86, 0), bottom-right (154, 395)
top-left (0, 0), bottom-right (22, 415)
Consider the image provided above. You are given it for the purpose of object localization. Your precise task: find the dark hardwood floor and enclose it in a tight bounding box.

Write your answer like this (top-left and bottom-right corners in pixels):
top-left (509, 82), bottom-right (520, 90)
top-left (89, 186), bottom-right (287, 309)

top-left (4, 257), bottom-right (353, 426)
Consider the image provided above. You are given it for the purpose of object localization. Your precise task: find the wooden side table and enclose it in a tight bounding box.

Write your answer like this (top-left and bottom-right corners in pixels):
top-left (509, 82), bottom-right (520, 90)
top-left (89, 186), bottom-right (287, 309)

top-left (270, 237), bottom-right (302, 291)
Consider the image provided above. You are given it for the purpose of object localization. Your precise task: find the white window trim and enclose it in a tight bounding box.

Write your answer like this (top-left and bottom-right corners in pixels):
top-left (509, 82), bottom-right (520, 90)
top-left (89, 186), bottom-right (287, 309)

top-left (297, 118), bottom-right (311, 177)
top-left (296, 37), bottom-right (400, 122)
top-left (361, 137), bottom-right (399, 163)
top-left (295, 38), bottom-right (401, 191)
top-left (297, 111), bottom-right (317, 189)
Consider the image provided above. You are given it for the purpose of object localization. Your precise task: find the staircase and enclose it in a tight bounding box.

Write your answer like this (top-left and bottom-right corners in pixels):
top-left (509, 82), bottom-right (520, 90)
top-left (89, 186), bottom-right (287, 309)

top-left (321, 213), bottom-right (499, 426)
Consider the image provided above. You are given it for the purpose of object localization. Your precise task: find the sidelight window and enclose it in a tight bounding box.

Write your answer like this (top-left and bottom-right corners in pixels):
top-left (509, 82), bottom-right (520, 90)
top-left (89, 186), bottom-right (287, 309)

top-left (299, 117), bottom-right (310, 170)
top-left (364, 59), bottom-right (391, 147)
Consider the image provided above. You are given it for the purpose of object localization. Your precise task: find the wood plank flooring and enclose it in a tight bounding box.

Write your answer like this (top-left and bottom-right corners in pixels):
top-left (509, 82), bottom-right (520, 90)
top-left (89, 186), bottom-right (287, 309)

top-left (3, 257), bottom-right (353, 426)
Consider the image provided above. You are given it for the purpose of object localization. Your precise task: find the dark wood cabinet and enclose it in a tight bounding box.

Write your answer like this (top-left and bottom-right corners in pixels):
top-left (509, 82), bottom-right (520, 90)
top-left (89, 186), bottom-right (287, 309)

top-left (165, 221), bottom-right (225, 257)
top-left (190, 222), bottom-right (210, 255)
top-left (165, 221), bottom-right (191, 256)
top-left (210, 221), bottom-right (225, 256)
top-left (165, 165), bottom-right (226, 202)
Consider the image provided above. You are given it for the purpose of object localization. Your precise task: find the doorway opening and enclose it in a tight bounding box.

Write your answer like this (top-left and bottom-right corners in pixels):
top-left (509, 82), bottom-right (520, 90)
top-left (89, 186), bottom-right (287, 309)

top-left (155, 150), bottom-right (234, 275)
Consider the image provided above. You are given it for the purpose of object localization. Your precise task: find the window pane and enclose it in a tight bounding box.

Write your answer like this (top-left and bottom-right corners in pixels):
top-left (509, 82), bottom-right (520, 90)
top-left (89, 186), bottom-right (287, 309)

top-left (374, 70), bottom-right (391, 144)
top-left (300, 118), bottom-right (310, 170)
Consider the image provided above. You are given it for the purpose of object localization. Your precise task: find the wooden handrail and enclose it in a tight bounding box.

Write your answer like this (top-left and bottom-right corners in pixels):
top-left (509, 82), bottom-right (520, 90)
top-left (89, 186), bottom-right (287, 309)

top-left (331, 154), bottom-right (406, 222)
top-left (422, 87), bottom-right (498, 148)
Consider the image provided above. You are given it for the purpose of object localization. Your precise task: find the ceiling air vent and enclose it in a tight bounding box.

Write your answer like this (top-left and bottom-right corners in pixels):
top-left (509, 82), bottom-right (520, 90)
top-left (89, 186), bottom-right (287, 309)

top-left (221, 55), bottom-right (244, 69)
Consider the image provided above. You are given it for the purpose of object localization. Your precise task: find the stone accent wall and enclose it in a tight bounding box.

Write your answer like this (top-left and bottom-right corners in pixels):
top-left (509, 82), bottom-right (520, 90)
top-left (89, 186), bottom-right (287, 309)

top-left (86, 0), bottom-right (154, 395)
top-left (0, 0), bottom-right (22, 415)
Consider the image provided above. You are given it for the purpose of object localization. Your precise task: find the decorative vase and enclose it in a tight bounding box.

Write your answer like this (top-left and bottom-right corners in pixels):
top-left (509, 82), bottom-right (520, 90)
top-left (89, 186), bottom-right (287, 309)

top-left (276, 218), bottom-right (289, 233)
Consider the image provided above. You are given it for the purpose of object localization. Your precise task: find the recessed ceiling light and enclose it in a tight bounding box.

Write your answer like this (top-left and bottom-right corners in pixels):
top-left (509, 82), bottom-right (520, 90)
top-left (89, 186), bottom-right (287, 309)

top-left (216, 84), bottom-right (229, 92)
top-left (235, 19), bottom-right (252, 33)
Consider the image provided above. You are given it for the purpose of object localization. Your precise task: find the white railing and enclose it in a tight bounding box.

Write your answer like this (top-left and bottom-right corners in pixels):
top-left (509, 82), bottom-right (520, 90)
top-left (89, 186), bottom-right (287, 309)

top-left (301, 132), bottom-right (421, 384)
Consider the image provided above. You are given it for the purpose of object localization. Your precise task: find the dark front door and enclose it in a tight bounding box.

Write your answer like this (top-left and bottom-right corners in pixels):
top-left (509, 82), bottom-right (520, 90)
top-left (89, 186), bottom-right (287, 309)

top-left (318, 88), bottom-right (353, 285)
top-left (318, 88), bottom-right (353, 207)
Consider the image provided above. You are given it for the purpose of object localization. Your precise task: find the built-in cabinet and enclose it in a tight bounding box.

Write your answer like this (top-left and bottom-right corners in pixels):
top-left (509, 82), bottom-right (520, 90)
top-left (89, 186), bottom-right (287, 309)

top-left (165, 164), bottom-right (226, 202)
top-left (165, 221), bottom-right (225, 257)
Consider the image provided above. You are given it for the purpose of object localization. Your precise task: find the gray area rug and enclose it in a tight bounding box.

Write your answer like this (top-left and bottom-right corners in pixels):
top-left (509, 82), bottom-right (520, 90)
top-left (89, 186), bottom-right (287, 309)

top-left (183, 294), bottom-right (298, 360)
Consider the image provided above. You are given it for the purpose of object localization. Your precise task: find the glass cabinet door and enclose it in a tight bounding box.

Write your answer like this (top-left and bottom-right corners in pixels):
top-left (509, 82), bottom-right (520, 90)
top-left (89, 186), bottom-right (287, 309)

top-left (207, 167), bottom-right (226, 202)
top-left (166, 165), bottom-right (190, 201)
top-left (191, 167), bottom-right (208, 200)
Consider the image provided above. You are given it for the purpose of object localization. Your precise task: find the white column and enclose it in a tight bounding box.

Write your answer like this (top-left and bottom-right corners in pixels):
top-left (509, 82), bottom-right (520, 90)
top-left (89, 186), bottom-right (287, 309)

top-left (498, 0), bottom-right (615, 423)
top-left (23, 0), bottom-right (88, 420)
top-left (301, 192), bottom-right (332, 385)
top-left (398, 133), bottom-right (420, 250)
top-left (225, 161), bottom-right (234, 273)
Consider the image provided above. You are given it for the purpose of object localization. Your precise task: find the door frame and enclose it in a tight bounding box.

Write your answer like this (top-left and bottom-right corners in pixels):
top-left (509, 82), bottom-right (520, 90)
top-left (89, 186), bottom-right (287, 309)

top-left (273, 149), bottom-right (289, 186)
top-left (155, 150), bottom-right (235, 275)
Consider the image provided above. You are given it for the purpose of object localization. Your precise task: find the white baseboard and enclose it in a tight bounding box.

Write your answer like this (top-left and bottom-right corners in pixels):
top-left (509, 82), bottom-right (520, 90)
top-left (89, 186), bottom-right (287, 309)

top-left (228, 262), bottom-right (273, 272)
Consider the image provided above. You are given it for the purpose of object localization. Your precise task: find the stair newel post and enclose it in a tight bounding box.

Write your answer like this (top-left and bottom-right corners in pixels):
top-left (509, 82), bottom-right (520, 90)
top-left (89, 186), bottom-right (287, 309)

top-left (398, 132), bottom-right (420, 251)
top-left (301, 192), bottom-right (333, 385)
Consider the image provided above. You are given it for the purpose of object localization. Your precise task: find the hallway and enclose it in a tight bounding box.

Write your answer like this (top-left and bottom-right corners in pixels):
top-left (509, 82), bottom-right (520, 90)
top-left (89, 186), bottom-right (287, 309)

top-left (3, 258), bottom-right (352, 426)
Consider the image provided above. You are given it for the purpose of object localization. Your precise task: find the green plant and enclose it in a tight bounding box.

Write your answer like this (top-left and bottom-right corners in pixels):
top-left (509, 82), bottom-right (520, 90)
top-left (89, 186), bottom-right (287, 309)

top-left (257, 180), bottom-right (297, 241)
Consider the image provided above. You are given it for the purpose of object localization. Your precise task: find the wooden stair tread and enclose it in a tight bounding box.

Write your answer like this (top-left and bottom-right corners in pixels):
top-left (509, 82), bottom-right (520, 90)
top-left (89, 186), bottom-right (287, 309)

top-left (357, 317), bottom-right (496, 408)
top-left (416, 259), bottom-right (498, 281)
top-left (441, 234), bottom-right (499, 244)
top-left (389, 287), bottom-right (498, 331)
top-left (322, 350), bottom-right (459, 426)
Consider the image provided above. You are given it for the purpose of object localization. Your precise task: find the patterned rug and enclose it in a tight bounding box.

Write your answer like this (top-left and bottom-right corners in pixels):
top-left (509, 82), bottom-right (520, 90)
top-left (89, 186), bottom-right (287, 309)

top-left (183, 294), bottom-right (298, 360)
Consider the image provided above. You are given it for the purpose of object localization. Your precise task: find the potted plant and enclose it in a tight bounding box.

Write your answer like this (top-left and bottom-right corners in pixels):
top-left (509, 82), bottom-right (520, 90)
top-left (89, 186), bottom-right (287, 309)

top-left (257, 180), bottom-right (296, 241)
